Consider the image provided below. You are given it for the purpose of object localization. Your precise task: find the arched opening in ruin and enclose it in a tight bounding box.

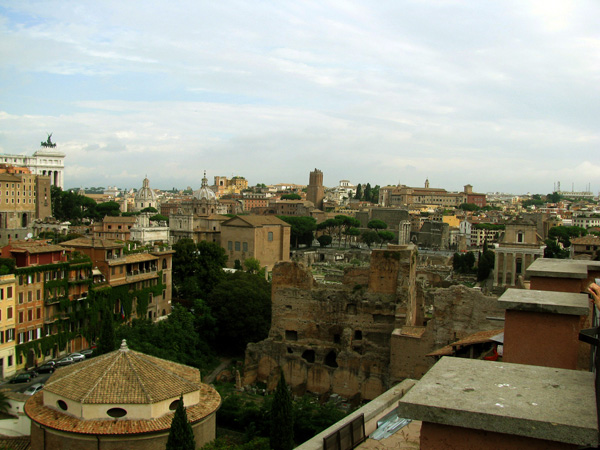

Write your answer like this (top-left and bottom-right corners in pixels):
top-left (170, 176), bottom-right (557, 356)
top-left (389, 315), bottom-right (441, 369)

top-left (287, 347), bottom-right (293, 354)
top-left (325, 350), bottom-right (338, 368)
top-left (301, 349), bottom-right (315, 363)
top-left (354, 330), bottom-right (363, 340)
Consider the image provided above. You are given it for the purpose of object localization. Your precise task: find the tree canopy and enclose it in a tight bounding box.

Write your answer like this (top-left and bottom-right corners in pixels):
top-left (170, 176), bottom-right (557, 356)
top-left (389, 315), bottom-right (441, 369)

top-left (280, 193), bottom-right (301, 200)
top-left (172, 239), bottom-right (228, 301)
top-left (459, 203), bottom-right (480, 211)
top-left (361, 230), bottom-right (381, 248)
top-left (116, 303), bottom-right (216, 370)
top-left (51, 186), bottom-right (100, 223)
top-left (206, 271), bottom-right (271, 354)
top-left (278, 216), bottom-right (316, 248)
top-left (367, 219), bottom-right (387, 231)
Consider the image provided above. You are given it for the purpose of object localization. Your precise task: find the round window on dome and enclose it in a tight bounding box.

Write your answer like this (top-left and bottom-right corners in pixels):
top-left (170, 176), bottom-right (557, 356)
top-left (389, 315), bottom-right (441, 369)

top-left (107, 407), bottom-right (128, 418)
top-left (57, 400), bottom-right (68, 411)
top-left (169, 399), bottom-right (180, 411)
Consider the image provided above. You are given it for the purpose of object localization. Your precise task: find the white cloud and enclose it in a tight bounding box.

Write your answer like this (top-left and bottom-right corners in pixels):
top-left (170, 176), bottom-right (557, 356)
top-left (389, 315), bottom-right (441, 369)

top-left (0, 1), bottom-right (598, 194)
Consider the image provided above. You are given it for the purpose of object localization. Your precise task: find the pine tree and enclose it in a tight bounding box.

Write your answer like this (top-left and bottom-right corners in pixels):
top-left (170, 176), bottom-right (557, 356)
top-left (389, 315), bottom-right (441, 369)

top-left (270, 370), bottom-right (294, 450)
top-left (167, 395), bottom-right (196, 450)
top-left (97, 310), bottom-right (116, 355)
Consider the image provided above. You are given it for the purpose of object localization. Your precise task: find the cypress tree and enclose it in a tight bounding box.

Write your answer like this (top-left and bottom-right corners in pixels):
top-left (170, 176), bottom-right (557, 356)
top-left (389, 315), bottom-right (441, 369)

top-left (355, 184), bottom-right (362, 201)
top-left (270, 370), bottom-right (294, 450)
top-left (97, 310), bottom-right (116, 355)
top-left (167, 395), bottom-right (196, 450)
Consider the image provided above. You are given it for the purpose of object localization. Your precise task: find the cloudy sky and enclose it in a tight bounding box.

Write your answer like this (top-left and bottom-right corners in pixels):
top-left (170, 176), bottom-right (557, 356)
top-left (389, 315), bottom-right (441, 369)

top-left (0, 1), bottom-right (598, 194)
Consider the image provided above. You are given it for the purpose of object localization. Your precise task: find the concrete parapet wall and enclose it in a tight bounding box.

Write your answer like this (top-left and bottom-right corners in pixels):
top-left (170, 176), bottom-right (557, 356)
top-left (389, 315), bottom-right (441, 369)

top-left (294, 379), bottom-right (417, 450)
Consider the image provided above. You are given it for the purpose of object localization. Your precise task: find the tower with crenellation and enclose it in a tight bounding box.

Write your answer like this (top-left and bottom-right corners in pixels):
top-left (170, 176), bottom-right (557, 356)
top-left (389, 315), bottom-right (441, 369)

top-left (306, 168), bottom-right (324, 210)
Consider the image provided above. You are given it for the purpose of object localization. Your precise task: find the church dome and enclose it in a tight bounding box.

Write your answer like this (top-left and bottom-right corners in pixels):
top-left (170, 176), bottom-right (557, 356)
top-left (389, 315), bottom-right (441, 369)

top-left (135, 177), bottom-right (157, 203)
top-left (193, 171), bottom-right (217, 201)
top-left (134, 177), bottom-right (158, 212)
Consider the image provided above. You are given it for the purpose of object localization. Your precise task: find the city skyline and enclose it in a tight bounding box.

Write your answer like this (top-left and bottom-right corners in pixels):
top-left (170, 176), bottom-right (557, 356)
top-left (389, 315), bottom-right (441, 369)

top-left (0, 1), bottom-right (598, 193)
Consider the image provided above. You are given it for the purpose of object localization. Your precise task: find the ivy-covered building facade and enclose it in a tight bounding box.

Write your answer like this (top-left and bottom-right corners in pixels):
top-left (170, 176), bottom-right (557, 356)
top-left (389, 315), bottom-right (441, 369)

top-left (0, 238), bottom-right (173, 376)
top-left (61, 238), bottom-right (173, 321)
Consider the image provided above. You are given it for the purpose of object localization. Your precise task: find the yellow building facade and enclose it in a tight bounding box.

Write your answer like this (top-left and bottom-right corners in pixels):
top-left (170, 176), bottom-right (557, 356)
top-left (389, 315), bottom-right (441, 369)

top-left (0, 274), bottom-right (17, 379)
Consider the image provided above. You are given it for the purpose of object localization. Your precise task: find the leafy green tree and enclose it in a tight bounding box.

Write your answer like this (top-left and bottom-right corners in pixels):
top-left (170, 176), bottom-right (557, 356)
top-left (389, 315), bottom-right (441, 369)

top-left (206, 271), bottom-right (271, 354)
top-left (270, 371), bottom-right (294, 450)
top-left (172, 239), bottom-right (228, 301)
top-left (244, 257), bottom-right (265, 277)
top-left (149, 213), bottom-right (169, 223)
top-left (335, 215), bottom-right (361, 246)
top-left (316, 218), bottom-right (341, 239)
top-left (116, 305), bottom-right (216, 370)
top-left (453, 253), bottom-right (464, 271)
top-left (281, 193), bottom-right (301, 200)
top-left (344, 227), bottom-right (361, 246)
top-left (371, 185), bottom-right (380, 204)
top-left (317, 235), bottom-right (332, 247)
top-left (378, 230), bottom-right (396, 248)
top-left (278, 216), bottom-right (316, 248)
top-left (546, 192), bottom-right (562, 203)
top-left (96, 201), bottom-right (121, 217)
top-left (361, 230), bottom-right (381, 248)
top-left (191, 299), bottom-right (217, 345)
top-left (459, 203), bottom-right (480, 212)
top-left (141, 206), bottom-right (158, 213)
top-left (97, 310), bottom-right (116, 355)
top-left (548, 226), bottom-right (586, 248)
top-left (453, 252), bottom-right (476, 273)
top-left (166, 395), bottom-right (196, 450)
top-left (51, 186), bottom-right (99, 223)
top-left (464, 252), bottom-right (476, 271)
top-left (367, 219), bottom-right (388, 232)
top-left (544, 239), bottom-right (570, 259)
top-left (293, 396), bottom-right (346, 443)
top-left (477, 249), bottom-right (495, 281)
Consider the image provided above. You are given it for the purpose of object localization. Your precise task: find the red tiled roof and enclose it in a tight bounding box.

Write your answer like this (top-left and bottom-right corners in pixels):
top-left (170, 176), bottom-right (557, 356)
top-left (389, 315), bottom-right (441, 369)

top-left (44, 347), bottom-right (201, 404)
top-left (427, 328), bottom-right (504, 357)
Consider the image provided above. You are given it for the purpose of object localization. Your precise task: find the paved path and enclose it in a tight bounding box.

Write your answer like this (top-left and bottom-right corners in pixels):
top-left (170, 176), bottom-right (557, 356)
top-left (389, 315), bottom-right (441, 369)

top-left (204, 357), bottom-right (233, 384)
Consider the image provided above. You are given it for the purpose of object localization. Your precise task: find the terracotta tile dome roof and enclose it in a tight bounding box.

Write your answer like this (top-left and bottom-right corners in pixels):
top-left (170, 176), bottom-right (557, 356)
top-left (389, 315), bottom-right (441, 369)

top-left (43, 341), bottom-right (201, 404)
top-left (25, 340), bottom-right (221, 436)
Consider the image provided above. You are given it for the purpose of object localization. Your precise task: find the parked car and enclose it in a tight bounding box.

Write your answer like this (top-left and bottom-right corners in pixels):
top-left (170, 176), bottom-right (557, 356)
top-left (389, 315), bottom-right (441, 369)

top-left (37, 361), bottom-right (56, 374)
top-left (9, 372), bottom-right (37, 384)
top-left (56, 356), bottom-right (74, 367)
top-left (80, 348), bottom-right (94, 358)
top-left (23, 383), bottom-right (44, 395)
top-left (69, 352), bottom-right (85, 362)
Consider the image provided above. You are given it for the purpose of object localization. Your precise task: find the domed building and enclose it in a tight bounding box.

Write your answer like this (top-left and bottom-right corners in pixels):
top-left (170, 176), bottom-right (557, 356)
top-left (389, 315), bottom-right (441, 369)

top-left (134, 177), bottom-right (158, 212)
top-left (170, 171), bottom-right (230, 244)
top-left (25, 340), bottom-right (221, 450)
top-left (192, 171), bottom-right (218, 214)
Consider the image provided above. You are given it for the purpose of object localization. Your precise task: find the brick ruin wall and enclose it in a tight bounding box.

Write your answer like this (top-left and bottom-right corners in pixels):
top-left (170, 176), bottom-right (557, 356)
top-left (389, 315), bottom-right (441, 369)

top-left (244, 245), bottom-right (504, 400)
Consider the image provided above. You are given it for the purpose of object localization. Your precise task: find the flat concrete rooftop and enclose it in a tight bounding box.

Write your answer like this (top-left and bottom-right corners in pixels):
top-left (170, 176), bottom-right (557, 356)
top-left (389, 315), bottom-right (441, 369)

top-left (396, 357), bottom-right (598, 447)
top-left (525, 258), bottom-right (600, 279)
top-left (498, 288), bottom-right (590, 316)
